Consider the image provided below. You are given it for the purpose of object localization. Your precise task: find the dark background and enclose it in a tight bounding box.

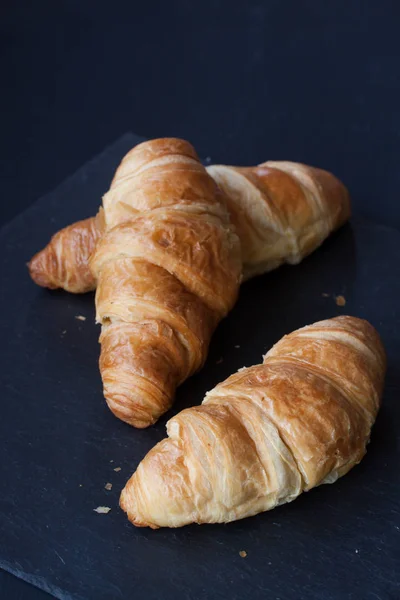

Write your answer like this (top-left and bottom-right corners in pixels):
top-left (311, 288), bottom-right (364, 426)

top-left (1, 1), bottom-right (399, 598)
top-left (2, 0), bottom-right (400, 229)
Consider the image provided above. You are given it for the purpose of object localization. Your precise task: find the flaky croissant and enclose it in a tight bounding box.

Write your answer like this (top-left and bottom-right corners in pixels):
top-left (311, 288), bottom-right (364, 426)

top-left (89, 138), bottom-right (241, 428)
top-left (208, 161), bottom-right (350, 280)
top-left (120, 316), bottom-right (386, 528)
top-left (28, 157), bottom-right (350, 289)
top-left (28, 211), bottom-right (105, 293)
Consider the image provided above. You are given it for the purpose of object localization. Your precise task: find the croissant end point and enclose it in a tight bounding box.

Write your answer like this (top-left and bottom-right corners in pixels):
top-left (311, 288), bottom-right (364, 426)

top-left (104, 394), bottom-right (158, 429)
top-left (28, 252), bottom-right (57, 289)
top-left (119, 487), bottom-right (159, 529)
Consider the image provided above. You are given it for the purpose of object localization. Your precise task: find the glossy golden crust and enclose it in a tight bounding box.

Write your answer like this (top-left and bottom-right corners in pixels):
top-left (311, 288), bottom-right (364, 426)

top-left (207, 160), bottom-right (351, 279)
top-left (90, 139), bottom-right (241, 428)
top-left (28, 158), bottom-right (351, 291)
top-left (120, 317), bottom-right (385, 528)
top-left (96, 262), bottom-right (217, 427)
top-left (91, 210), bottom-right (240, 317)
top-left (28, 211), bottom-right (104, 293)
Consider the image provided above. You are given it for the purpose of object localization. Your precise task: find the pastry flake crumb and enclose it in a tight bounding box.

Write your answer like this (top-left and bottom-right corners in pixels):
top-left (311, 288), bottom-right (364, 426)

top-left (113, 467), bottom-right (121, 472)
top-left (239, 550), bottom-right (247, 558)
top-left (105, 483), bottom-right (112, 491)
top-left (75, 315), bottom-right (86, 321)
top-left (355, 549), bottom-right (359, 554)
top-left (94, 506), bottom-right (111, 514)
top-left (234, 345), bottom-right (240, 349)
top-left (61, 330), bottom-right (67, 335)
top-left (216, 358), bottom-right (223, 365)
top-left (79, 484), bottom-right (83, 487)
top-left (335, 295), bottom-right (346, 307)
top-left (322, 293), bottom-right (329, 297)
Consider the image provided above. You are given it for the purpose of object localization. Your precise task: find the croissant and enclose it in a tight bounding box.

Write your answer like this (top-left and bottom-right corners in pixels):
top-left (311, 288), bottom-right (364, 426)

top-left (89, 138), bottom-right (242, 428)
top-left (28, 211), bottom-right (105, 293)
top-left (28, 158), bottom-right (350, 289)
top-left (208, 161), bottom-right (350, 280)
top-left (120, 316), bottom-right (386, 528)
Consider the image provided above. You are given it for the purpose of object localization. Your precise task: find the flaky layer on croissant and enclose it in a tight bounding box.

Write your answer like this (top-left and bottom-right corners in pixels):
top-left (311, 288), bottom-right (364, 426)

top-left (89, 139), bottom-right (241, 428)
top-left (208, 161), bottom-right (350, 279)
top-left (28, 210), bottom-right (105, 293)
top-left (28, 157), bottom-right (350, 290)
top-left (120, 316), bottom-right (386, 528)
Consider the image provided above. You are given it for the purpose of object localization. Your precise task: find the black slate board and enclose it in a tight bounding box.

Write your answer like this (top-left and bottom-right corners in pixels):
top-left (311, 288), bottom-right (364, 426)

top-left (1, 134), bottom-right (399, 600)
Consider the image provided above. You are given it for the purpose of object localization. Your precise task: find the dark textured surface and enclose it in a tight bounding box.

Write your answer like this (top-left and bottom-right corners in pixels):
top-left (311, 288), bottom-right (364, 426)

top-left (1, 1), bottom-right (400, 229)
top-left (1, 134), bottom-right (399, 600)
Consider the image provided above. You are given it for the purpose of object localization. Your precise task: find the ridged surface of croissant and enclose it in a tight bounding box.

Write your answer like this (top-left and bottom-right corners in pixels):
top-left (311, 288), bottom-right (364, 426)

top-left (28, 211), bottom-right (105, 292)
top-left (120, 316), bottom-right (386, 528)
top-left (89, 139), bottom-right (241, 428)
top-left (28, 158), bottom-right (350, 290)
top-left (208, 161), bottom-right (350, 280)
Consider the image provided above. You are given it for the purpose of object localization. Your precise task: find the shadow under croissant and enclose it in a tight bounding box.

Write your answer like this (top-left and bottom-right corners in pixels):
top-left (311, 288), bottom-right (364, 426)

top-left (166, 222), bottom-right (357, 422)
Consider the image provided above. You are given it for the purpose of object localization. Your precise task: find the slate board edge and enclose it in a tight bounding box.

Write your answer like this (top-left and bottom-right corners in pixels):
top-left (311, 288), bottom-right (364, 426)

top-left (0, 132), bottom-right (143, 236)
top-left (1, 130), bottom-right (398, 239)
top-left (1, 561), bottom-right (76, 600)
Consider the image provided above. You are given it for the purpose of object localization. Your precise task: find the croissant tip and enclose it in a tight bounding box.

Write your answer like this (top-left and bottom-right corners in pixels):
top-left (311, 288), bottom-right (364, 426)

top-left (120, 488), bottom-right (159, 529)
top-left (105, 395), bottom-right (158, 429)
top-left (119, 489), bottom-right (128, 513)
top-left (27, 253), bottom-right (58, 289)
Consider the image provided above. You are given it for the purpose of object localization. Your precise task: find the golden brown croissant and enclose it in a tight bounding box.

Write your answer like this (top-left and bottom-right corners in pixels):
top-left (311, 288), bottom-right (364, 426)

top-left (28, 158), bottom-right (350, 289)
top-left (89, 138), bottom-right (242, 428)
top-left (208, 161), bottom-right (350, 280)
top-left (28, 211), bottom-right (105, 293)
top-left (120, 316), bottom-right (386, 528)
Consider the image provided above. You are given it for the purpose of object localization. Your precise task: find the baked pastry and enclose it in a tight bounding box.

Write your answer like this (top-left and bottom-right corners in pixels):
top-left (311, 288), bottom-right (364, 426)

top-left (208, 161), bottom-right (350, 280)
top-left (89, 138), bottom-right (241, 428)
top-left (28, 211), bottom-right (105, 293)
top-left (29, 158), bottom-right (350, 289)
top-left (120, 316), bottom-right (385, 528)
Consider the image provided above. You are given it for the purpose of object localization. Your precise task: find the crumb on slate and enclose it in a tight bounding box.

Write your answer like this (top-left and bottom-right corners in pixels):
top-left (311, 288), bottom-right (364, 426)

top-left (216, 358), bottom-right (223, 364)
top-left (105, 483), bottom-right (112, 491)
top-left (75, 315), bottom-right (86, 321)
top-left (109, 460), bottom-right (114, 463)
top-left (94, 506), bottom-right (111, 514)
top-left (335, 295), bottom-right (346, 307)
top-left (234, 345), bottom-right (240, 349)
top-left (114, 467), bottom-right (121, 472)
top-left (61, 330), bottom-right (67, 335)
top-left (79, 484), bottom-right (83, 487)
top-left (322, 293), bottom-right (330, 297)
top-left (239, 550), bottom-right (247, 558)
